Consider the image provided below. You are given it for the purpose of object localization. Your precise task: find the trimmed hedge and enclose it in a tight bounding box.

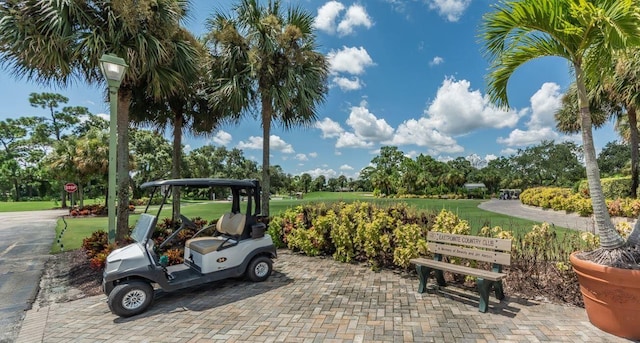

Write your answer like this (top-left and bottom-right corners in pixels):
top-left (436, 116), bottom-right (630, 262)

top-left (520, 186), bottom-right (640, 218)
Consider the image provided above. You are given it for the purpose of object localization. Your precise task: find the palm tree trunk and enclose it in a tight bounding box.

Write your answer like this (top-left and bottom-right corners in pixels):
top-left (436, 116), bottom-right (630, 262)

top-left (576, 66), bottom-right (625, 249)
top-left (60, 189), bottom-right (67, 208)
top-left (626, 107), bottom-right (640, 246)
top-left (79, 183), bottom-right (84, 208)
top-left (261, 95), bottom-right (272, 217)
top-left (172, 111), bottom-right (183, 221)
top-left (628, 105), bottom-right (639, 199)
top-left (116, 90), bottom-right (132, 243)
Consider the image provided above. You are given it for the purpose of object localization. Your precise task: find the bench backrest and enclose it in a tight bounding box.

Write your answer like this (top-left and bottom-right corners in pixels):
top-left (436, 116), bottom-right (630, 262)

top-left (216, 212), bottom-right (246, 236)
top-left (427, 231), bottom-right (512, 266)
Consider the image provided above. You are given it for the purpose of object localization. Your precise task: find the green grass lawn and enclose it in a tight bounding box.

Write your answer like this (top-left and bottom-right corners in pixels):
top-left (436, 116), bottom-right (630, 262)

top-left (49, 192), bottom-right (572, 253)
top-left (0, 198), bottom-right (106, 212)
top-left (0, 200), bottom-right (61, 212)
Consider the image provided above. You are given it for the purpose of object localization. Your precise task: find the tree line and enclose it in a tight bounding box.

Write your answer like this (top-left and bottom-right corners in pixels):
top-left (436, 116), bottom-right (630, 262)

top-left (3, 94), bottom-right (634, 206)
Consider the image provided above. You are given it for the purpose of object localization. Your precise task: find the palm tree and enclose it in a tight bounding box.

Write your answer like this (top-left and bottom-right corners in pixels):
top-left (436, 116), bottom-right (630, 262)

top-left (482, 0), bottom-right (640, 266)
top-left (603, 49), bottom-right (640, 198)
top-left (205, 0), bottom-right (329, 216)
top-left (554, 83), bottom-right (611, 135)
top-left (0, 0), bottom-right (200, 241)
top-left (129, 37), bottom-right (227, 221)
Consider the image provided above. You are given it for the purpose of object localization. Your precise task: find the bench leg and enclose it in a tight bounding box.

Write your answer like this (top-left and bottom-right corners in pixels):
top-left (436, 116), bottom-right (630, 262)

top-left (494, 280), bottom-right (505, 300)
top-left (416, 265), bottom-right (430, 293)
top-left (477, 278), bottom-right (491, 313)
top-left (434, 269), bottom-right (446, 287)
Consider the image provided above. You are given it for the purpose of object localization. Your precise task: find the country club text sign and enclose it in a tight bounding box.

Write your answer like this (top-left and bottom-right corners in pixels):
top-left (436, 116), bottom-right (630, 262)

top-left (427, 231), bottom-right (511, 251)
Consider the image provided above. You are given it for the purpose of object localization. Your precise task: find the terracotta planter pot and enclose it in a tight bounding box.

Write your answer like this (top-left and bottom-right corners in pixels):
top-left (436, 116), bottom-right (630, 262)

top-left (570, 252), bottom-right (640, 340)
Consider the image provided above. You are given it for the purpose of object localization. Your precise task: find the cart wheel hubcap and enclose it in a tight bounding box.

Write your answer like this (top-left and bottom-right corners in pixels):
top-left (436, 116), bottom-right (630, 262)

top-left (122, 289), bottom-right (146, 310)
top-left (255, 262), bottom-right (269, 278)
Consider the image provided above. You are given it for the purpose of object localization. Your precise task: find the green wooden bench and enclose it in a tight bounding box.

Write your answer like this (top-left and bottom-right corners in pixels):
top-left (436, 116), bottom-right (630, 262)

top-left (410, 231), bottom-right (512, 313)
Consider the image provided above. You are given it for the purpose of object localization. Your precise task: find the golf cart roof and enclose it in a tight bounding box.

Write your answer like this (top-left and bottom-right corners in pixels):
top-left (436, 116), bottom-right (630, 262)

top-left (140, 178), bottom-right (260, 189)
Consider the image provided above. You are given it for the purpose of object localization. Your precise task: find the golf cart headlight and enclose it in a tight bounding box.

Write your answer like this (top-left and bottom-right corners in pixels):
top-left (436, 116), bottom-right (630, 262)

top-left (105, 260), bottom-right (121, 273)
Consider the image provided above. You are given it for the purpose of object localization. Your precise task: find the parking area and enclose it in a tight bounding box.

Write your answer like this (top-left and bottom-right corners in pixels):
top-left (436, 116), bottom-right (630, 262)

top-left (17, 250), bottom-right (627, 342)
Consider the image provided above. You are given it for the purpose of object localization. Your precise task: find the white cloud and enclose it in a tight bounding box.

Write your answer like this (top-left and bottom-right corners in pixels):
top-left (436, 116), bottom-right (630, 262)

top-left (183, 144), bottom-right (192, 153)
top-left (336, 132), bottom-right (373, 148)
top-left (302, 168), bottom-right (337, 179)
top-left (346, 103), bottom-right (394, 141)
top-left (428, 0), bottom-right (471, 22)
top-left (237, 135), bottom-right (294, 153)
top-left (501, 148), bottom-right (518, 156)
top-left (313, 1), bottom-right (345, 34)
top-left (309, 152), bottom-right (318, 158)
top-left (295, 153), bottom-right (308, 161)
top-left (316, 117), bottom-right (344, 138)
top-left (337, 4), bottom-right (373, 36)
top-left (390, 118), bottom-right (464, 154)
top-left (332, 76), bottom-right (363, 91)
top-left (211, 130), bottom-right (232, 146)
top-left (424, 77), bottom-right (521, 135)
top-left (237, 136), bottom-right (262, 150)
top-left (270, 135), bottom-right (295, 154)
top-left (498, 82), bottom-right (566, 150)
top-left (340, 164), bottom-right (354, 170)
top-left (527, 82), bottom-right (563, 130)
top-left (497, 127), bottom-right (559, 146)
top-left (485, 154), bottom-right (498, 162)
top-left (328, 46), bottom-right (374, 75)
top-left (96, 113), bottom-right (109, 121)
top-left (429, 56), bottom-right (444, 66)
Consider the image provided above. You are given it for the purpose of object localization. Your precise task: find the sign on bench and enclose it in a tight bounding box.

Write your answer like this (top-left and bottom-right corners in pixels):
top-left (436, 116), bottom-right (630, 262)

top-left (410, 231), bottom-right (512, 313)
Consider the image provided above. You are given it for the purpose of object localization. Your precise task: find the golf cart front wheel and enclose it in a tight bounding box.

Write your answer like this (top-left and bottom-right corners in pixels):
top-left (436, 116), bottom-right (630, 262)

top-left (246, 256), bottom-right (272, 282)
top-left (107, 281), bottom-right (153, 317)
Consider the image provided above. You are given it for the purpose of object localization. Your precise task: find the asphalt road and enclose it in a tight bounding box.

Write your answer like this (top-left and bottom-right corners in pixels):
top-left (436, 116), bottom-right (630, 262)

top-left (0, 210), bottom-right (66, 343)
top-left (478, 198), bottom-right (621, 232)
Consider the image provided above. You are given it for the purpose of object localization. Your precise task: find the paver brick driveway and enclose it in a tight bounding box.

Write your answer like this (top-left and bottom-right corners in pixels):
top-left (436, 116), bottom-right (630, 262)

top-left (18, 250), bottom-right (628, 342)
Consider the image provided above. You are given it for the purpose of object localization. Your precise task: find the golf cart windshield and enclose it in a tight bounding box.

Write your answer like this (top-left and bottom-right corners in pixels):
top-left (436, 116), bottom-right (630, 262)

top-left (130, 213), bottom-right (157, 243)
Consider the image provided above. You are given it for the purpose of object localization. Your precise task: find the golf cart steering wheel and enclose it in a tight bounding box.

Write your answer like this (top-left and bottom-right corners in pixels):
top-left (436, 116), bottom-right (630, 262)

top-left (158, 215), bottom-right (197, 250)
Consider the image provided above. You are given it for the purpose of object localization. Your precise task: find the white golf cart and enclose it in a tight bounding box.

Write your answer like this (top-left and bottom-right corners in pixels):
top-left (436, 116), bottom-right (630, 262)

top-left (102, 178), bottom-right (276, 317)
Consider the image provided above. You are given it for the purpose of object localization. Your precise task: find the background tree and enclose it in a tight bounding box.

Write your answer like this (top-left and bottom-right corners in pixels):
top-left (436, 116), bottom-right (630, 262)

top-left (312, 175), bottom-right (326, 192)
top-left (206, 0), bottom-right (329, 216)
top-left (598, 141), bottom-right (631, 177)
top-left (299, 173), bottom-right (312, 193)
top-left (129, 129), bottom-right (172, 198)
top-left (0, 0), bottom-right (201, 241)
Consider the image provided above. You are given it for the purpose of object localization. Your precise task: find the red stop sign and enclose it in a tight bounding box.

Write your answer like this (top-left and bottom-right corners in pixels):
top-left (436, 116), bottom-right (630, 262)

top-left (64, 183), bottom-right (78, 193)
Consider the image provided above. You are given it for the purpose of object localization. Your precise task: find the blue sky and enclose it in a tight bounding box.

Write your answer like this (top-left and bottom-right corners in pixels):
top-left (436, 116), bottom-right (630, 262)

top-left (0, 0), bottom-right (621, 179)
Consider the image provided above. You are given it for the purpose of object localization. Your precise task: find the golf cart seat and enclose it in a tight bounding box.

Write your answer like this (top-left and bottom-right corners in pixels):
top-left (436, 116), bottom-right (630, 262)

top-left (185, 213), bottom-right (246, 255)
top-left (216, 212), bottom-right (246, 236)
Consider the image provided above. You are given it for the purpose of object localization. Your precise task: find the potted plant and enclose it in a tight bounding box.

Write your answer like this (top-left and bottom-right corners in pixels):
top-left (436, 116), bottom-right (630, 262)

top-left (481, 0), bottom-right (640, 339)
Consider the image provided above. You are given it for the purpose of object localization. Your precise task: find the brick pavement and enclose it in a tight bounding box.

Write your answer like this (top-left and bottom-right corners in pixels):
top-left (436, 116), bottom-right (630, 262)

top-left (16, 250), bottom-right (631, 342)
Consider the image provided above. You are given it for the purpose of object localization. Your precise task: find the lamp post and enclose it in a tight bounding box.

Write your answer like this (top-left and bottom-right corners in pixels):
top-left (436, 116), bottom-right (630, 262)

top-left (99, 54), bottom-right (128, 244)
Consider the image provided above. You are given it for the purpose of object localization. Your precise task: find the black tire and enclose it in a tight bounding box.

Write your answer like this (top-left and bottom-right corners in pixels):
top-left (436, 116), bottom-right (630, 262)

top-left (246, 256), bottom-right (272, 282)
top-left (107, 281), bottom-right (154, 317)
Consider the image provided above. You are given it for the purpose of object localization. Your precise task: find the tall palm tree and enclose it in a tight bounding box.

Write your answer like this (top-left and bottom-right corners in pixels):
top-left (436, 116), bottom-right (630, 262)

top-left (129, 36), bottom-right (227, 220)
top-left (0, 0), bottom-right (200, 241)
top-left (205, 0), bottom-right (329, 216)
top-left (482, 0), bottom-right (640, 266)
top-left (603, 49), bottom-right (640, 198)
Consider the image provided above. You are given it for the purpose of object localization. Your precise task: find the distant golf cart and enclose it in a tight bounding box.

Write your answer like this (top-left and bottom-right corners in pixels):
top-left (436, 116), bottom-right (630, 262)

top-left (499, 188), bottom-right (521, 200)
top-left (102, 178), bottom-right (276, 317)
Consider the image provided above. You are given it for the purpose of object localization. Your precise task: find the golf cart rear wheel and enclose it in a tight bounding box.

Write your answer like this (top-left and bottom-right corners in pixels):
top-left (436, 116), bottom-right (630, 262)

top-left (246, 256), bottom-right (272, 282)
top-left (107, 281), bottom-right (153, 317)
